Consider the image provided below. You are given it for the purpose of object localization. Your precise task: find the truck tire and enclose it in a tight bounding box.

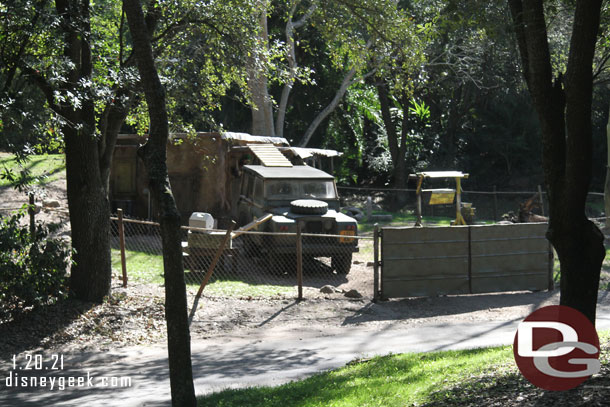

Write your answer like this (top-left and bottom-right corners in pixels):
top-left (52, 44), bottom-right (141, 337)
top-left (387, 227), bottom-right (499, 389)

top-left (290, 199), bottom-right (328, 215)
top-left (332, 253), bottom-right (352, 274)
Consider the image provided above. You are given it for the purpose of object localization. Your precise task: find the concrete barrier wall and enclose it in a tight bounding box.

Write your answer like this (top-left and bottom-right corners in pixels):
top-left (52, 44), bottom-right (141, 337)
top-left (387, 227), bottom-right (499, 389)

top-left (381, 226), bottom-right (469, 298)
top-left (470, 223), bottom-right (550, 294)
top-left (380, 223), bottom-right (552, 299)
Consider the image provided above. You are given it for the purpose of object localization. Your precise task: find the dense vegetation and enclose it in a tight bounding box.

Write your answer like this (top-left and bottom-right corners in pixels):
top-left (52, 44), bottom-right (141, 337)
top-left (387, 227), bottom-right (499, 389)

top-left (1, 2), bottom-right (609, 405)
top-left (0, 211), bottom-right (70, 321)
top-left (2, 1), bottom-right (608, 191)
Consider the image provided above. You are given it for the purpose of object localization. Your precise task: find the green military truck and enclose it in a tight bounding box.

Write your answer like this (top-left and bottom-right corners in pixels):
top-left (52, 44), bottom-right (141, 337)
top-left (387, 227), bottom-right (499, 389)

top-left (235, 165), bottom-right (358, 274)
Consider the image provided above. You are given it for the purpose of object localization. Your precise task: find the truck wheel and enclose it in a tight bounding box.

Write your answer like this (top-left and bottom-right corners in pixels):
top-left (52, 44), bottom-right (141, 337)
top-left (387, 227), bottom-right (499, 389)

top-left (290, 199), bottom-right (328, 215)
top-left (332, 254), bottom-right (352, 274)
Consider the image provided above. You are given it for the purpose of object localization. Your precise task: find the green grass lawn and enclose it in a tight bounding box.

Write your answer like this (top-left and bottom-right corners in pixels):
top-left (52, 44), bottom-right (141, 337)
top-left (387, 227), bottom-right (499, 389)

top-left (111, 248), bottom-right (295, 297)
top-left (0, 153), bottom-right (65, 187)
top-left (198, 331), bottom-right (610, 407)
top-left (197, 346), bottom-right (514, 407)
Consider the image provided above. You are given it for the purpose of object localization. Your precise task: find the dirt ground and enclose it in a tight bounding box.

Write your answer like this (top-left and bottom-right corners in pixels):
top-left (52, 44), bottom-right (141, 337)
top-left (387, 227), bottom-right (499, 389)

top-left (0, 178), bottom-right (71, 236)
top-left (4, 278), bottom-right (605, 361)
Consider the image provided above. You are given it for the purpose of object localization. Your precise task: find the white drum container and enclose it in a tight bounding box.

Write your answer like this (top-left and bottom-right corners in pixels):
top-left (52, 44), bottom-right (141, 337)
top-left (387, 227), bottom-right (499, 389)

top-left (189, 212), bottom-right (215, 229)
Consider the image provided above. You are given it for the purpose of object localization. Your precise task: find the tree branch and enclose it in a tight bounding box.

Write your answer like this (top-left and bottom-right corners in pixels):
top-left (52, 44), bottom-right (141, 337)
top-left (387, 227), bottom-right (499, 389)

top-left (276, 1), bottom-right (317, 138)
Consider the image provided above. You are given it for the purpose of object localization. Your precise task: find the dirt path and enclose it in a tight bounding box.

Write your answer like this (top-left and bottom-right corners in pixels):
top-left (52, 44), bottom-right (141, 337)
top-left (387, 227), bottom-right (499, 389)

top-left (2, 295), bottom-right (610, 407)
top-left (4, 277), bottom-right (610, 362)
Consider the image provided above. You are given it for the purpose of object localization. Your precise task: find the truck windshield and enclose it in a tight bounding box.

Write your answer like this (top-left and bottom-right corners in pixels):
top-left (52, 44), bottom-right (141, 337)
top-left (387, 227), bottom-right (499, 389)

top-left (265, 180), bottom-right (336, 200)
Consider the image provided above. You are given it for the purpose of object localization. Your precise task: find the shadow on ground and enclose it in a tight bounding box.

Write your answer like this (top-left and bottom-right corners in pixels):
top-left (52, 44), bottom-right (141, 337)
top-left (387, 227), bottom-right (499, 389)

top-left (0, 299), bottom-right (95, 360)
top-left (342, 290), bottom-right (556, 326)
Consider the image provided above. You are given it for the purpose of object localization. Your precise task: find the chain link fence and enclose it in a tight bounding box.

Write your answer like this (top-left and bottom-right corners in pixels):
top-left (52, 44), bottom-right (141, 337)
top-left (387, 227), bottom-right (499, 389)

top-left (339, 186), bottom-right (606, 224)
top-left (110, 214), bottom-right (375, 300)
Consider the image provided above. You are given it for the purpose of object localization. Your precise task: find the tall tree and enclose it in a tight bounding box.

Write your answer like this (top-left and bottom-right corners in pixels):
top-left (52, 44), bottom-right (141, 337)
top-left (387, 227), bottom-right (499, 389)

top-left (1, 0), bottom-right (139, 301)
top-left (1, 0), bottom-right (253, 301)
top-left (26, 0), bottom-right (115, 301)
top-left (242, 0), bottom-right (418, 144)
top-left (508, 0), bottom-right (605, 323)
top-left (123, 0), bottom-right (196, 405)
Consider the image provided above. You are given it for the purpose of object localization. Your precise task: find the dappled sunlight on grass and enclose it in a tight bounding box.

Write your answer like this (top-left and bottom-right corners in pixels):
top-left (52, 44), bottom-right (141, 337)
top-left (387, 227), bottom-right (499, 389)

top-left (198, 346), bottom-right (513, 407)
top-left (0, 154), bottom-right (65, 187)
top-left (111, 248), bottom-right (295, 297)
top-left (111, 248), bottom-right (164, 284)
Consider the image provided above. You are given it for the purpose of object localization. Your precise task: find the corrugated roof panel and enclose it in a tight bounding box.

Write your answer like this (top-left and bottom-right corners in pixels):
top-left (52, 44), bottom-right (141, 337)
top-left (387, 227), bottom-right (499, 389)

top-left (243, 165), bottom-right (334, 179)
top-left (248, 144), bottom-right (293, 167)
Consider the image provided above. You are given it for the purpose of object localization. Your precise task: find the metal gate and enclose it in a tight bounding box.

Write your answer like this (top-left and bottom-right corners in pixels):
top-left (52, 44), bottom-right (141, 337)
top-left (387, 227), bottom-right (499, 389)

top-left (375, 223), bottom-right (553, 300)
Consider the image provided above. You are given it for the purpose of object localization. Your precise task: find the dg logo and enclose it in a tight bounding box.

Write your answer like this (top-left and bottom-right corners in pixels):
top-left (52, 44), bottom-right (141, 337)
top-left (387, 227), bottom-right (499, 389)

top-left (513, 305), bottom-right (601, 391)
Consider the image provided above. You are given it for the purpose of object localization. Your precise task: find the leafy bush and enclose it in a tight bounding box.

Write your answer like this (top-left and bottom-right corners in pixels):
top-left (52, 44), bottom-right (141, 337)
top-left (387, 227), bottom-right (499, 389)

top-left (0, 211), bottom-right (71, 320)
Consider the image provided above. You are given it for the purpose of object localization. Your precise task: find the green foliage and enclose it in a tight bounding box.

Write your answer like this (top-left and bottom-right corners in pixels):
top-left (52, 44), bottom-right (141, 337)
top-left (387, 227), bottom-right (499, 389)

top-left (0, 211), bottom-right (71, 320)
top-left (461, 92), bottom-right (543, 187)
top-left (409, 99), bottom-right (430, 122)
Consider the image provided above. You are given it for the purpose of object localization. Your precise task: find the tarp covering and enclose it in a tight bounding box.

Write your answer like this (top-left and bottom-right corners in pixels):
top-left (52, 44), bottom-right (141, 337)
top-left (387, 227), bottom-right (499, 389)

top-left (221, 132), bottom-right (289, 145)
top-left (410, 171), bottom-right (469, 179)
top-left (289, 147), bottom-right (343, 159)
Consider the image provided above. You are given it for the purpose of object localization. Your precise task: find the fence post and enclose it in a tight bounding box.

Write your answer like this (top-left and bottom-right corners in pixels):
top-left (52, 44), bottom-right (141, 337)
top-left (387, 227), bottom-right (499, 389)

top-left (493, 185), bottom-right (498, 221)
top-left (548, 242), bottom-right (555, 291)
top-left (538, 185), bottom-right (545, 216)
top-left (467, 226), bottom-right (472, 294)
top-left (28, 192), bottom-right (36, 240)
top-left (373, 223), bottom-right (379, 302)
top-left (188, 221), bottom-right (235, 325)
top-left (117, 208), bottom-right (128, 287)
top-left (195, 221), bottom-right (235, 298)
top-left (296, 222), bottom-right (303, 301)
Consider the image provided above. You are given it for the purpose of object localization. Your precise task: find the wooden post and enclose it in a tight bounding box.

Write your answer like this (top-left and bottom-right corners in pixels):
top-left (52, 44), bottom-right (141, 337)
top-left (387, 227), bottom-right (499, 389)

top-left (548, 242), bottom-right (555, 291)
top-left (189, 221), bottom-right (236, 325)
top-left (28, 193), bottom-right (36, 240)
top-left (195, 221), bottom-right (236, 298)
top-left (373, 224), bottom-right (379, 302)
top-left (493, 185), bottom-right (498, 221)
top-left (117, 208), bottom-right (128, 287)
top-left (454, 177), bottom-right (466, 225)
top-left (538, 185), bottom-right (545, 216)
top-left (366, 196), bottom-right (373, 222)
top-left (296, 222), bottom-right (303, 301)
top-left (415, 175), bottom-right (424, 226)
top-left (467, 226), bottom-right (472, 294)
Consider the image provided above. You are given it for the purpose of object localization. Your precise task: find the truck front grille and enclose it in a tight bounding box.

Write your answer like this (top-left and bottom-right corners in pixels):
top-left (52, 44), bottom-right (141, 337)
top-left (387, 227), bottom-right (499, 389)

top-left (304, 221), bottom-right (323, 233)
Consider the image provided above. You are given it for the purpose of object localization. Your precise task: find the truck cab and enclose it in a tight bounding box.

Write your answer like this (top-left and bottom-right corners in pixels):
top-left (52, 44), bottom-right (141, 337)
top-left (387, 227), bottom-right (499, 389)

top-left (235, 165), bottom-right (358, 274)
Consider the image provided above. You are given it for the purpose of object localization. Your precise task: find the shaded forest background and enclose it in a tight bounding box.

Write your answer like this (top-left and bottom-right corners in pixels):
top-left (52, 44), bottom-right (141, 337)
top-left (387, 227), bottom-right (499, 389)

top-left (2, 0), bottom-right (609, 191)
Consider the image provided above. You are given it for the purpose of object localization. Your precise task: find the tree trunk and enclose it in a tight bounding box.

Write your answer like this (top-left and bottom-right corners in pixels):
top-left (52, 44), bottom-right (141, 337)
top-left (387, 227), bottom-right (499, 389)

top-left (124, 1), bottom-right (196, 406)
top-left (65, 124), bottom-right (112, 302)
top-left (276, 1), bottom-right (317, 139)
top-left (52, 0), bottom-right (112, 302)
top-left (508, 0), bottom-right (605, 324)
top-left (604, 103), bottom-right (610, 230)
top-left (376, 80), bottom-right (399, 164)
top-left (99, 92), bottom-right (134, 195)
top-left (248, 0), bottom-right (275, 137)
